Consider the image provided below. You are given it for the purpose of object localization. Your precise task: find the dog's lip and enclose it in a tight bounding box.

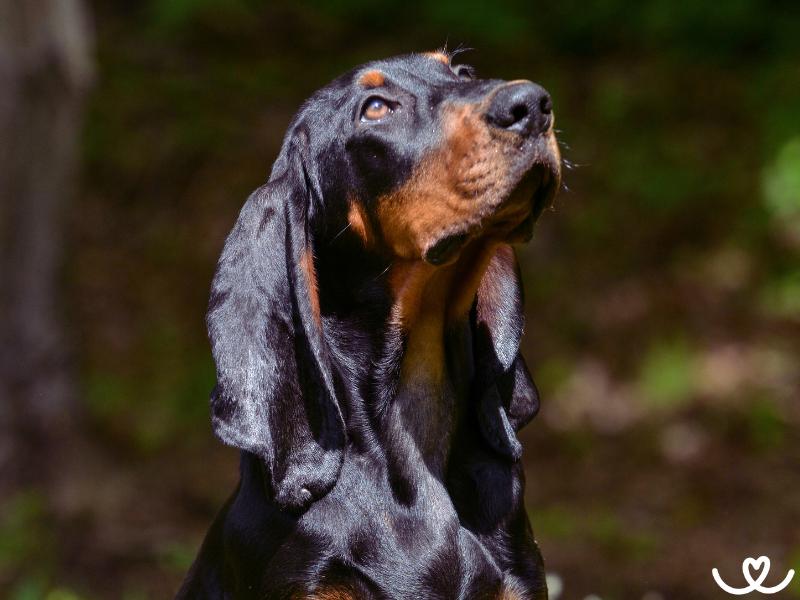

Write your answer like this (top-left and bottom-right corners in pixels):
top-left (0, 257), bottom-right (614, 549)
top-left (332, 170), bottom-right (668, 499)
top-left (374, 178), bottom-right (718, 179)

top-left (531, 165), bottom-right (558, 219)
top-left (493, 161), bottom-right (558, 228)
top-left (423, 232), bottom-right (470, 265)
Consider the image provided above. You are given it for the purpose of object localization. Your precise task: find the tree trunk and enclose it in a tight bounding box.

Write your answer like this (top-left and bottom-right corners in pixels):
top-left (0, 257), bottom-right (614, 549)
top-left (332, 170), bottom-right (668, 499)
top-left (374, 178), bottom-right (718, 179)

top-left (0, 0), bottom-right (92, 494)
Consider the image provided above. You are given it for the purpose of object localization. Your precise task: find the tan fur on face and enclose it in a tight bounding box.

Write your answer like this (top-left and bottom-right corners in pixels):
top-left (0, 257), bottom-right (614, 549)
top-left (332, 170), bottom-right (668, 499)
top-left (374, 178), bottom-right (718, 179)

top-left (347, 197), bottom-right (373, 246)
top-left (376, 103), bottom-right (519, 260)
top-left (358, 69), bottom-right (385, 88)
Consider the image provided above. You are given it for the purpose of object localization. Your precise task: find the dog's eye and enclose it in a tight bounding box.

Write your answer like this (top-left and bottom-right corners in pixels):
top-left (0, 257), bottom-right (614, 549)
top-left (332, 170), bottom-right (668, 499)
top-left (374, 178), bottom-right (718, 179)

top-left (361, 97), bottom-right (392, 121)
top-left (453, 64), bottom-right (476, 81)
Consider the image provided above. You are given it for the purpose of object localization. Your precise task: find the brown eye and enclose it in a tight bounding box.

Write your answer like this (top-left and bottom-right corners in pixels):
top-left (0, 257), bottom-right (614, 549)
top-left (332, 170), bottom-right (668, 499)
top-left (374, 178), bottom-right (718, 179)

top-left (361, 97), bottom-right (391, 121)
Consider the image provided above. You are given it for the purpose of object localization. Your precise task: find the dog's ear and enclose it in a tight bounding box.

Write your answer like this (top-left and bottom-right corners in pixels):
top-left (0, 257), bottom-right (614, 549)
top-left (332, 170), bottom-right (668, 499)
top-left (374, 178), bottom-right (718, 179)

top-left (472, 244), bottom-right (540, 461)
top-left (206, 130), bottom-right (344, 513)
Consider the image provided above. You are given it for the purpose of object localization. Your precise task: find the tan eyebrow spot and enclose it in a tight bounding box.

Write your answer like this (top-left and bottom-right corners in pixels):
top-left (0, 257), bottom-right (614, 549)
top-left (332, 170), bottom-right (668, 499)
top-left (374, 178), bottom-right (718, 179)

top-left (358, 70), bottom-right (385, 88)
top-left (423, 51), bottom-right (450, 65)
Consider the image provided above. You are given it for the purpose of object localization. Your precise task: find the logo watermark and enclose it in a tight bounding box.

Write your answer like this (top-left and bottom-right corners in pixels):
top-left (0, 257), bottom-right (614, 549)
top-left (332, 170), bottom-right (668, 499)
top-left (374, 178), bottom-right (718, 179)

top-left (712, 556), bottom-right (795, 595)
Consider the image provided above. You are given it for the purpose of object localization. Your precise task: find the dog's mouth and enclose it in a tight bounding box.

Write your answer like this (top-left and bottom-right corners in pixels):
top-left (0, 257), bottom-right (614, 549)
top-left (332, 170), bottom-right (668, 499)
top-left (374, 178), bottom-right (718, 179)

top-left (423, 233), bottom-right (471, 266)
top-left (423, 162), bottom-right (559, 266)
top-left (505, 164), bottom-right (559, 241)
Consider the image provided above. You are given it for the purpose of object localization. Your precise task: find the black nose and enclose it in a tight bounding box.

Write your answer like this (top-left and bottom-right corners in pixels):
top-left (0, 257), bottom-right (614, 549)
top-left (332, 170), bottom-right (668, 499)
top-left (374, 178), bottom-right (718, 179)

top-left (486, 82), bottom-right (552, 136)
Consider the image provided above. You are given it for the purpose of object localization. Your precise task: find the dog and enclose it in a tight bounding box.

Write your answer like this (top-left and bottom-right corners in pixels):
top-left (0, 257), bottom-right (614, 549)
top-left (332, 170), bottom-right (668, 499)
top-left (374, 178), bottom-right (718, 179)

top-left (177, 50), bottom-right (561, 599)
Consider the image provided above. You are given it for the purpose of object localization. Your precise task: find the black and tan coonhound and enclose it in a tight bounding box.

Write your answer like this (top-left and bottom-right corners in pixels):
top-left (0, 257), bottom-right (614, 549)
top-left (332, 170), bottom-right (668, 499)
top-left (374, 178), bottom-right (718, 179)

top-left (177, 50), bottom-right (561, 600)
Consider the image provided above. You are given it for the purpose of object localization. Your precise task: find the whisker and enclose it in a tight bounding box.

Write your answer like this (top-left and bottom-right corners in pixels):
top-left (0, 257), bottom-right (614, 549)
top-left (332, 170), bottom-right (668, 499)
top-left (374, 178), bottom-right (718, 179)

top-left (329, 222), bottom-right (352, 243)
top-left (373, 264), bottom-right (392, 281)
top-left (449, 44), bottom-right (474, 59)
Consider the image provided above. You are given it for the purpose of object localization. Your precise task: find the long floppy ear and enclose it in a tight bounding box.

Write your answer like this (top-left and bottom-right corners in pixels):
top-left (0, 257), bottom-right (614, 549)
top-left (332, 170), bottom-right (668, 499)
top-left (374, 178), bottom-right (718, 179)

top-left (206, 132), bottom-right (344, 513)
top-left (472, 244), bottom-right (540, 461)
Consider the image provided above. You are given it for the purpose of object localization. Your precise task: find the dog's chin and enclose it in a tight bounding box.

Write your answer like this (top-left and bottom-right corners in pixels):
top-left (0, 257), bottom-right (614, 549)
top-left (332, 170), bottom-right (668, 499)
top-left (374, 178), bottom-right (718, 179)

top-left (422, 165), bottom-right (558, 266)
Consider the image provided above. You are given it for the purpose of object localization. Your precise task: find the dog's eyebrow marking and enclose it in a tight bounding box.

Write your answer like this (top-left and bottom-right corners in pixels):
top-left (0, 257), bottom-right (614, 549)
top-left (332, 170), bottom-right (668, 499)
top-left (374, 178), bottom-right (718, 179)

top-left (358, 70), bottom-right (385, 88)
top-left (423, 51), bottom-right (450, 65)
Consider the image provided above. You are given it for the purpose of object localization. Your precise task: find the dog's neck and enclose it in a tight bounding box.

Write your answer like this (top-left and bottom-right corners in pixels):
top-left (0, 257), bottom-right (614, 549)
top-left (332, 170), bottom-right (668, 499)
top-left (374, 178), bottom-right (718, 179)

top-left (318, 238), bottom-right (497, 480)
top-left (382, 248), bottom-right (494, 475)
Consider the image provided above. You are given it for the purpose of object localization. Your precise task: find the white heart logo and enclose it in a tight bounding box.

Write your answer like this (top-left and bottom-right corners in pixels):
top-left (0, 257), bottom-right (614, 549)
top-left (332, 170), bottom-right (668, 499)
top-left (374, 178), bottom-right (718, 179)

top-left (713, 555), bottom-right (795, 595)
top-left (743, 556), bottom-right (770, 587)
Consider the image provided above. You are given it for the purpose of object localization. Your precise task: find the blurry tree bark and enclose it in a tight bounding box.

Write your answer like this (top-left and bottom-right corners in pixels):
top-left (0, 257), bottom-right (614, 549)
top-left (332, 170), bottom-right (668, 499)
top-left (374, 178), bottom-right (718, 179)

top-left (0, 0), bottom-right (93, 495)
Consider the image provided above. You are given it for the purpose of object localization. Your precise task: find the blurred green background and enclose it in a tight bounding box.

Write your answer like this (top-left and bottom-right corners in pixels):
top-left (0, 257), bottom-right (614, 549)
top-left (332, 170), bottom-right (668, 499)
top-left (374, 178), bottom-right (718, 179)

top-left (2, 1), bottom-right (799, 598)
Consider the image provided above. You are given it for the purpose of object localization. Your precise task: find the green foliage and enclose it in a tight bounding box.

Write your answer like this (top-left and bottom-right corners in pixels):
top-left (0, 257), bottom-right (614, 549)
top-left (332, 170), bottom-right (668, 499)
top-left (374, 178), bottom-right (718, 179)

top-left (85, 350), bottom-right (215, 455)
top-left (535, 357), bottom-right (572, 394)
top-left (789, 547), bottom-right (800, 598)
top-left (44, 590), bottom-right (87, 600)
top-left (157, 541), bottom-right (199, 572)
top-left (637, 341), bottom-right (696, 410)
top-left (586, 512), bottom-right (659, 561)
top-left (0, 492), bottom-right (50, 575)
top-left (10, 578), bottom-right (47, 600)
top-left (745, 398), bottom-right (787, 451)
top-left (0, 494), bottom-right (62, 600)
top-left (10, 582), bottom-right (89, 600)
top-left (531, 506), bottom-right (579, 540)
top-left (147, 0), bottom-right (253, 30)
top-left (420, 0), bottom-right (529, 44)
top-left (532, 505), bottom-right (659, 561)
top-left (762, 136), bottom-right (800, 222)
top-left (759, 270), bottom-right (800, 320)
top-left (84, 320), bottom-right (215, 454)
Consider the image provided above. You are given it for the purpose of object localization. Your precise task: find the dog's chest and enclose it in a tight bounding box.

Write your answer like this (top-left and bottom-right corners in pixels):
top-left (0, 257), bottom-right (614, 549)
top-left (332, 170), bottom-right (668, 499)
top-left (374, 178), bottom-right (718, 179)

top-left (280, 454), bottom-right (509, 598)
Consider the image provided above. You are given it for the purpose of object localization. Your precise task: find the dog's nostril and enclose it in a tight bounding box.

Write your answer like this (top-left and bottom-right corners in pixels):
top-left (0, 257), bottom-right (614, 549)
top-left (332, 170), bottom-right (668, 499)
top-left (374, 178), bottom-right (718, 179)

top-left (511, 104), bottom-right (529, 125)
top-left (540, 94), bottom-right (552, 115)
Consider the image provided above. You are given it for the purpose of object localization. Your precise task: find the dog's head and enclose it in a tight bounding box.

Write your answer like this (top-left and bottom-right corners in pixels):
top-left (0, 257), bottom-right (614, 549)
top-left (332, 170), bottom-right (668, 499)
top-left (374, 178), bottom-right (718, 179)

top-left (207, 52), bottom-right (560, 512)
top-left (288, 51), bottom-right (561, 264)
